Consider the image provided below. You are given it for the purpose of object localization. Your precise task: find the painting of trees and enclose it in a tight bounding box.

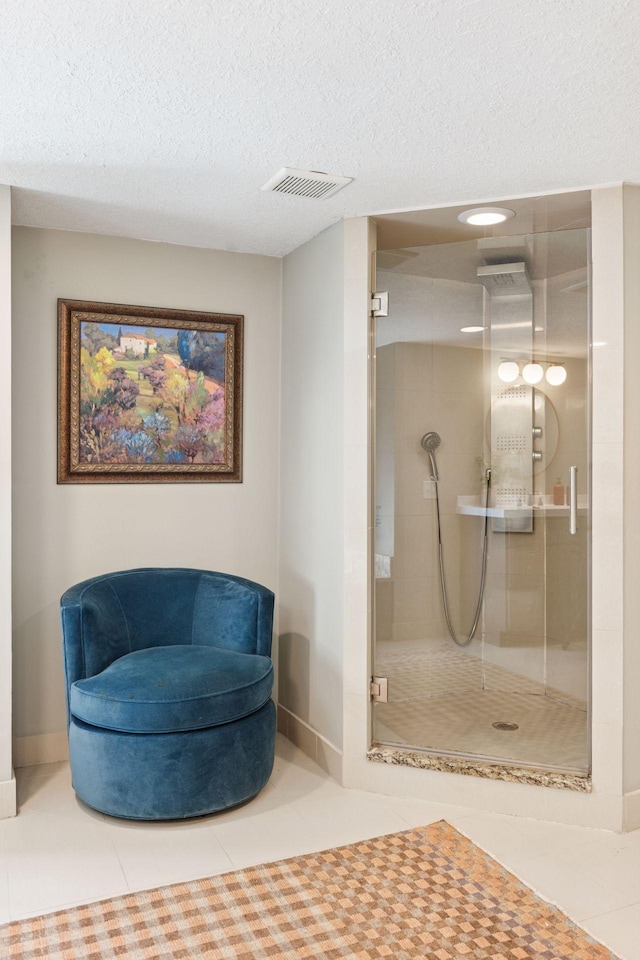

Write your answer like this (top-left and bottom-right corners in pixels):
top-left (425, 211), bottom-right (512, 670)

top-left (58, 300), bottom-right (242, 483)
top-left (75, 320), bottom-right (228, 465)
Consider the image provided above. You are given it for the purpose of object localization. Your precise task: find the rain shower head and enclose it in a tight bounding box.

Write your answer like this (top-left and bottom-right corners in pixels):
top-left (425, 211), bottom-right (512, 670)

top-left (421, 431), bottom-right (441, 481)
top-left (477, 261), bottom-right (532, 297)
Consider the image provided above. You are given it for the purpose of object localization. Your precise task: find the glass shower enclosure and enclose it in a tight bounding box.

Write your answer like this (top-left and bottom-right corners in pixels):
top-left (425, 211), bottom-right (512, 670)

top-left (372, 228), bottom-right (590, 775)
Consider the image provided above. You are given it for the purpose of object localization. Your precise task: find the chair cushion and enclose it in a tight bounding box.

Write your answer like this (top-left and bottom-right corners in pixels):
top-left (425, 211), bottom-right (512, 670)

top-left (70, 645), bottom-right (274, 734)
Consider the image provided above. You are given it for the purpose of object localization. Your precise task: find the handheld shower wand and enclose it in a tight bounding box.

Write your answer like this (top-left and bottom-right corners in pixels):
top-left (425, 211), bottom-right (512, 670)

top-left (421, 431), bottom-right (491, 647)
top-left (420, 431), bottom-right (441, 481)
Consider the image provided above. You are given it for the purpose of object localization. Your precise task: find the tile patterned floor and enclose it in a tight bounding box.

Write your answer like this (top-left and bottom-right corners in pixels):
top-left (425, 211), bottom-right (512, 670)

top-left (375, 641), bottom-right (588, 770)
top-left (0, 735), bottom-right (638, 959)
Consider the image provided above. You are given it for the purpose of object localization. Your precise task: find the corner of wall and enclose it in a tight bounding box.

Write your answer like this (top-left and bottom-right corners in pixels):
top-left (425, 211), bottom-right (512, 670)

top-left (0, 185), bottom-right (12, 807)
top-left (278, 222), bottom-right (346, 755)
top-left (11, 228), bottom-right (282, 760)
top-left (277, 704), bottom-right (343, 783)
top-left (0, 773), bottom-right (16, 819)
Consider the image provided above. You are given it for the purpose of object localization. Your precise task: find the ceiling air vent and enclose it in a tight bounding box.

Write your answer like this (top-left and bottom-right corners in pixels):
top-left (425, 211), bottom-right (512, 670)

top-left (261, 167), bottom-right (353, 200)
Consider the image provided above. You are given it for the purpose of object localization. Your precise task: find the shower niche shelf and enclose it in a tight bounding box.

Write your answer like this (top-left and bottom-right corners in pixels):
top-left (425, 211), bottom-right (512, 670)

top-left (456, 495), bottom-right (588, 519)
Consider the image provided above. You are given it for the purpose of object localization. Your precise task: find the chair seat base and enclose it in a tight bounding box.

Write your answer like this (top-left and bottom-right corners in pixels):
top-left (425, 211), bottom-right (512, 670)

top-left (68, 698), bottom-right (276, 820)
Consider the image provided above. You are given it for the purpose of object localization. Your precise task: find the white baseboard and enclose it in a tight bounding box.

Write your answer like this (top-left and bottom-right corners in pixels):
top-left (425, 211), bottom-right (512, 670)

top-left (277, 704), bottom-right (343, 784)
top-left (13, 732), bottom-right (69, 768)
top-left (0, 773), bottom-right (16, 818)
top-left (623, 788), bottom-right (640, 832)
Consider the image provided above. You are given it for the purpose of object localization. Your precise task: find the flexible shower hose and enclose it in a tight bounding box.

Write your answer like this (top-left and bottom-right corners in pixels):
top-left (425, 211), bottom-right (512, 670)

top-left (433, 469), bottom-right (492, 647)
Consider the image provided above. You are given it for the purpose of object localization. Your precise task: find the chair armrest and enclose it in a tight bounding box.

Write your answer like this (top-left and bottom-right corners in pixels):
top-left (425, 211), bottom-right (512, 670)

top-left (60, 602), bottom-right (83, 726)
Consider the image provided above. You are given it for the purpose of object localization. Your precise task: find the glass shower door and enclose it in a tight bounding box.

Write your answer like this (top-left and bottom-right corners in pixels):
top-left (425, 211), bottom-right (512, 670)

top-left (372, 229), bottom-right (590, 776)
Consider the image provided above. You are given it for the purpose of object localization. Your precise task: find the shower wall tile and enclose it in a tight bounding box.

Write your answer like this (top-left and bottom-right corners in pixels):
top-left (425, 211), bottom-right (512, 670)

top-left (482, 630), bottom-right (545, 650)
top-left (488, 529), bottom-right (545, 578)
top-left (432, 392), bottom-right (485, 455)
top-left (394, 472), bottom-right (433, 517)
top-left (435, 453), bottom-right (484, 514)
top-left (495, 572), bottom-right (545, 592)
top-left (426, 618), bottom-right (455, 639)
top-left (391, 514), bottom-right (436, 579)
top-left (438, 513), bottom-right (462, 545)
top-left (374, 580), bottom-right (393, 643)
top-left (591, 719), bottom-right (624, 795)
top-left (392, 620), bottom-right (431, 643)
top-left (591, 441), bottom-right (623, 541)
top-left (394, 342), bottom-right (432, 391)
top-left (545, 521), bottom-right (587, 655)
top-left (432, 344), bottom-right (484, 395)
top-left (555, 399), bottom-right (588, 451)
top-left (591, 629), bottom-right (624, 725)
top-left (375, 342), bottom-right (396, 390)
top-left (394, 389), bottom-right (431, 440)
top-left (545, 607), bottom-right (588, 650)
top-left (483, 582), bottom-right (545, 639)
top-left (378, 344), bottom-right (487, 660)
top-left (375, 578), bottom-right (393, 615)
top-left (375, 389), bottom-right (396, 439)
top-left (545, 644), bottom-right (588, 705)
top-left (395, 433), bottom-right (431, 455)
top-left (395, 446), bottom-right (431, 492)
top-left (592, 536), bottom-right (624, 632)
top-left (481, 643), bottom-right (545, 687)
top-left (343, 599), bottom-right (370, 699)
top-left (392, 577), bottom-right (432, 623)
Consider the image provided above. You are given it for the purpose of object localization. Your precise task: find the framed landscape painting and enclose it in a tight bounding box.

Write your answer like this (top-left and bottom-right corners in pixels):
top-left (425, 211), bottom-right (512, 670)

top-left (58, 299), bottom-right (243, 483)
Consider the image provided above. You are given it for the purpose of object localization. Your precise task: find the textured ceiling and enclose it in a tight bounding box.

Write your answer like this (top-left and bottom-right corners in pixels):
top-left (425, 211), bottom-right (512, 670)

top-left (2, 1), bottom-right (640, 257)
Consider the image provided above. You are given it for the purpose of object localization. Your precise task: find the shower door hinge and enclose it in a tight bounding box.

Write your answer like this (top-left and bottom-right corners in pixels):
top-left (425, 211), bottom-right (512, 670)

top-left (370, 291), bottom-right (389, 317)
top-left (370, 676), bottom-right (388, 702)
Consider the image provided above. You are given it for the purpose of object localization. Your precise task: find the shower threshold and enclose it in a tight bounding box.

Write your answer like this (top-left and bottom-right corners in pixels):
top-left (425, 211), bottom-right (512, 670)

top-left (367, 743), bottom-right (591, 793)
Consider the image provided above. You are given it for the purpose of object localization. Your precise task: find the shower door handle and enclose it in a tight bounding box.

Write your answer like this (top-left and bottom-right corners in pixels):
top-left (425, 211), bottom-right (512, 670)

top-left (569, 465), bottom-right (578, 535)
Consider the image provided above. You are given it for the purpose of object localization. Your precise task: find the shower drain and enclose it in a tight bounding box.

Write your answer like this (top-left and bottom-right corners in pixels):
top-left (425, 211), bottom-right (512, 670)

top-left (492, 721), bottom-right (519, 731)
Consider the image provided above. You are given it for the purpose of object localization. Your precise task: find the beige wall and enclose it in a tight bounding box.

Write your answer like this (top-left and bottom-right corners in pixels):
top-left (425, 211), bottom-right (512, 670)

top-left (11, 227), bottom-right (282, 749)
top-left (279, 222), bottom-right (345, 752)
top-left (622, 184), bottom-right (640, 796)
top-left (0, 188), bottom-right (15, 814)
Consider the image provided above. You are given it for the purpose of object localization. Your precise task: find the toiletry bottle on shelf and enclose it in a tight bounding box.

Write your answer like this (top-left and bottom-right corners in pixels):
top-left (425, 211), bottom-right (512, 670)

top-left (553, 478), bottom-right (564, 506)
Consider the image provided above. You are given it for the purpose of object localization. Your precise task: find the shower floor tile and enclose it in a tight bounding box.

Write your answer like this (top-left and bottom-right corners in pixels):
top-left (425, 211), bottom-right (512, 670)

top-left (374, 640), bottom-right (588, 771)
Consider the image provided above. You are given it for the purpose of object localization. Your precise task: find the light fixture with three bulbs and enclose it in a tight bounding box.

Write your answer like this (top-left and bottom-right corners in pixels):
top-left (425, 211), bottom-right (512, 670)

top-left (498, 359), bottom-right (567, 386)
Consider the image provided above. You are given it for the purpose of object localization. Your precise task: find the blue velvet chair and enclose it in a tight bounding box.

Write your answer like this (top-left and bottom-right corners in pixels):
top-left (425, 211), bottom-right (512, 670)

top-left (60, 568), bottom-right (276, 820)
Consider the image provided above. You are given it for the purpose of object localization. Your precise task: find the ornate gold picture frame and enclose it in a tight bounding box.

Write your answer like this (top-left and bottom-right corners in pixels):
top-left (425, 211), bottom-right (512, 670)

top-left (58, 299), bottom-right (243, 483)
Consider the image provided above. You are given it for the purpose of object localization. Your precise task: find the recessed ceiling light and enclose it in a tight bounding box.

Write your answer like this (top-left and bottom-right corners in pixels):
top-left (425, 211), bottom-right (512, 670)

top-left (592, 341), bottom-right (607, 347)
top-left (534, 326), bottom-right (545, 333)
top-left (458, 207), bottom-right (516, 226)
top-left (460, 325), bottom-right (486, 333)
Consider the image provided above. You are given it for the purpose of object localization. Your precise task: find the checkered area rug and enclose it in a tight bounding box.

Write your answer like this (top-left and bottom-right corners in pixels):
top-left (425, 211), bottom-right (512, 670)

top-left (1, 821), bottom-right (618, 960)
